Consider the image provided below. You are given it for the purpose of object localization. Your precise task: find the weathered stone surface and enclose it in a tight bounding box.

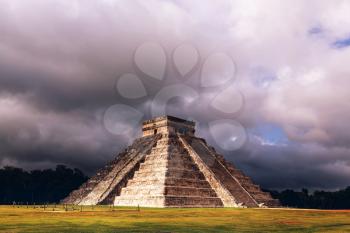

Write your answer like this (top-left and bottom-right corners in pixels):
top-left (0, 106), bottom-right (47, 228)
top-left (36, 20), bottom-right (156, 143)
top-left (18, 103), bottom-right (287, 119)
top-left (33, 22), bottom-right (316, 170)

top-left (62, 116), bottom-right (279, 208)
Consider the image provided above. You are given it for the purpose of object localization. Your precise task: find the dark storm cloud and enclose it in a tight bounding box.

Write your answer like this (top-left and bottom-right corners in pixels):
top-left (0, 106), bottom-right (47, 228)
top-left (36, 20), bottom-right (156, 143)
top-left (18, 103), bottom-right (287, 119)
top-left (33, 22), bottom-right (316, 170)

top-left (229, 141), bottom-right (350, 190)
top-left (0, 93), bottom-right (127, 174)
top-left (0, 0), bottom-right (350, 189)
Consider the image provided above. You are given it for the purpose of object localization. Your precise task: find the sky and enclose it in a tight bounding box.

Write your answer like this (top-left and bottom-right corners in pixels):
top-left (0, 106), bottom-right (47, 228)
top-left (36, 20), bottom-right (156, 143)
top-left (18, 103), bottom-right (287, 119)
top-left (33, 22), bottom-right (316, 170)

top-left (1, 0), bottom-right (350, 190)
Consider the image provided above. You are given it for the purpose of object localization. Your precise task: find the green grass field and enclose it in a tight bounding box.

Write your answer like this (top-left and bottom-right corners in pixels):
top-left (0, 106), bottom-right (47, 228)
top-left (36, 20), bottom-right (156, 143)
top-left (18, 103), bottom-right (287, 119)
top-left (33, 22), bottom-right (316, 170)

top-left (0, 205), bottom-right (349, 232)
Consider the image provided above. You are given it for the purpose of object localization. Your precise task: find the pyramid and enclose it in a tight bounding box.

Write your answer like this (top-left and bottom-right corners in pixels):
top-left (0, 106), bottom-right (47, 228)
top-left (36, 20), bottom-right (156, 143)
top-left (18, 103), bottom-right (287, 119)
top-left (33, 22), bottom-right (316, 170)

top-left (62, 116), bottom-right (279, 208)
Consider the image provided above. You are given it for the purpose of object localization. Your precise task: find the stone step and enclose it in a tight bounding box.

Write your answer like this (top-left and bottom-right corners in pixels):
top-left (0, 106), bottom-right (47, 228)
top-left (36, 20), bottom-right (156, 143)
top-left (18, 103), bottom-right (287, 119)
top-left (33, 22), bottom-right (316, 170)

top-left (241, 184), bottom-right (261, 192)
top-left (132, 168), bottom-right (205, 180)
top-left (236, 176), bottom-right (253, 183)
top-left (120, 186), bottom-right (164, 196)
top-left (126, 178), bottom-right (164, 186)
top-left (164, 196), bottom-right (223, 207)
top-left (132, 170), bottom-right (167, 178)
top-left (140, 160), bottom-right (167, 166)
top-left (168, 163), bottom-right (198, 170)
top-left (126, 177), bottom-right (212, 189)
top-left (166, 169), bottom-right (205, 179)
top-left (164, 186), bottom-right (218, 197)
top-left (138, 164), bottom-right (198, 172)
top-left (250, 192), bottom-right (273, 200)
top-left (138, 161), bottom-right (199, 171)
top-left (165, 178), bottom-right (211, 188)
top-left (114, 195), bottom-right (165, 207)
top-left (147, 150), bottom-right (166, 154)
top-left (120, 185), bottom-right (218, 198)
top-left (242, 187), bottom-right (261, 194)
top-left (168, 154), bottom-right (197, 162)
top-left (143, 154), bottom-right (170, 161)
top-left (115, 195), bottom-right (223, 207)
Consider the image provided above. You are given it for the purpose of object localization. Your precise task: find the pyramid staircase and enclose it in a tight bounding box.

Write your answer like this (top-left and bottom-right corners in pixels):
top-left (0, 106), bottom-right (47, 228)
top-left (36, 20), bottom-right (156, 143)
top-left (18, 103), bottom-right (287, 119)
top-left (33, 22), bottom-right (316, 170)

top-left (114, 134), bottom-right (223, 207)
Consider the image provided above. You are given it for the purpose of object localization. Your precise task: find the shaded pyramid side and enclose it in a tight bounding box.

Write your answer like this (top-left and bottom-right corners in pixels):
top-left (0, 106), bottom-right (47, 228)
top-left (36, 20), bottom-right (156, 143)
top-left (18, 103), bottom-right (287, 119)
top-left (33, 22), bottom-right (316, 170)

top-left (179, 135), bottom-right (280, 207)
top-left (61, 135), bottom-right (159, 205)
top-left (213, 152), bottom-right (280, 207)
top-left (114, 134), bottom-right (223, 207)
top-left (163, 135), bottom-right (223, 207)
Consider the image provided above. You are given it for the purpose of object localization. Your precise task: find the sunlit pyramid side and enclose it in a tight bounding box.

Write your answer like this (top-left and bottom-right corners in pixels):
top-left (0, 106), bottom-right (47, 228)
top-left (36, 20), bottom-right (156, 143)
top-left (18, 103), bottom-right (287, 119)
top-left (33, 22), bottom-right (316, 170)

top-left (62, 116), bottom-right (279, 208)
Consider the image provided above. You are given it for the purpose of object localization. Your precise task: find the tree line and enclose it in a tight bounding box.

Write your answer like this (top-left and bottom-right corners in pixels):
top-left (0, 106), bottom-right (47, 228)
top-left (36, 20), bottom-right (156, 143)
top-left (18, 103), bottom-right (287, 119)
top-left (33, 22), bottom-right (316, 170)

top-left (0, 165), bottom-right (87, 204)
top-left (0, 165), bottom-right (349, 209)
top-left (268, 188), bottom-right (350, 209)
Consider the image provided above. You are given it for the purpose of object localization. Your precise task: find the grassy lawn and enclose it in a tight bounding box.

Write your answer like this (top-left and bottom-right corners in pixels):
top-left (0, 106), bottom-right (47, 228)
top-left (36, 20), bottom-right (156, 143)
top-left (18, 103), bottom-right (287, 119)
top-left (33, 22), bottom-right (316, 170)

top-left (0, 205), bottom-right (349, 232)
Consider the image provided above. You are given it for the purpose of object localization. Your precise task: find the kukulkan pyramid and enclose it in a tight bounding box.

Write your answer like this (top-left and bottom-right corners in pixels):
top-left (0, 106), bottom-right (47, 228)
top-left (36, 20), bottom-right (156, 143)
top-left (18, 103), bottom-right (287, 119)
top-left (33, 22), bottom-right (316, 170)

top-left (62, 116), bottom-right (279, 208)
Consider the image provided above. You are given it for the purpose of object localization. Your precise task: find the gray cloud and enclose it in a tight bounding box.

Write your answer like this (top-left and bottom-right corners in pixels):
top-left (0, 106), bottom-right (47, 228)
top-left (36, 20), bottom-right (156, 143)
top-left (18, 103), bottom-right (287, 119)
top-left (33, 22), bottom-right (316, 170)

top-left (0, 0), bottom-right (350, 190)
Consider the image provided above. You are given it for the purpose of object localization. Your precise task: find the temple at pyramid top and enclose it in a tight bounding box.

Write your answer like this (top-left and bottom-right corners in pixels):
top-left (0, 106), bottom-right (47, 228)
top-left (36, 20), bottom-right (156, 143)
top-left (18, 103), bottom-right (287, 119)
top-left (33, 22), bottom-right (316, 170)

top-left (142, 116), bottom-right (195, 137)
top-left (62, 115), bottom-right (279, 208)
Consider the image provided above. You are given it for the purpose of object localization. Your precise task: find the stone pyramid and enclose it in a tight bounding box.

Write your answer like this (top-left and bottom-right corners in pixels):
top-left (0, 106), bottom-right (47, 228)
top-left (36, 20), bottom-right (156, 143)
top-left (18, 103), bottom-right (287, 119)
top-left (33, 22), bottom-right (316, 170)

top-left (62, 116), bottom-right (279, 208)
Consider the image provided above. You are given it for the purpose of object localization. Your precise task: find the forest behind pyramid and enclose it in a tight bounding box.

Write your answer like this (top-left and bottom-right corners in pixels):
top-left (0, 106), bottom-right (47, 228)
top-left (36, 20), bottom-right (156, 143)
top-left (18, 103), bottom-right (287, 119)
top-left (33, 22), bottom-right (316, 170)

top-left (62, 116), bottom-right (279, 208)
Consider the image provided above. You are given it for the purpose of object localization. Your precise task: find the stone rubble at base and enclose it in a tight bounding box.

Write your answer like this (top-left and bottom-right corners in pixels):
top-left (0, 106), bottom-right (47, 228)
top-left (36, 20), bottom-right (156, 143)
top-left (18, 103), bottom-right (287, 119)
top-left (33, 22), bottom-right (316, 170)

top-left (62, 116), bottom-right (279, 208)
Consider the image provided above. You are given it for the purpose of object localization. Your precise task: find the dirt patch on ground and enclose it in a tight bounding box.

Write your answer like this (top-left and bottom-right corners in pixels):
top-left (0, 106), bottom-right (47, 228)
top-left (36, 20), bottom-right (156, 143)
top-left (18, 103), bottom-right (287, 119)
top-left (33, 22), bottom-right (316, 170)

top-left (279, 221), bottom-right (303, 225)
